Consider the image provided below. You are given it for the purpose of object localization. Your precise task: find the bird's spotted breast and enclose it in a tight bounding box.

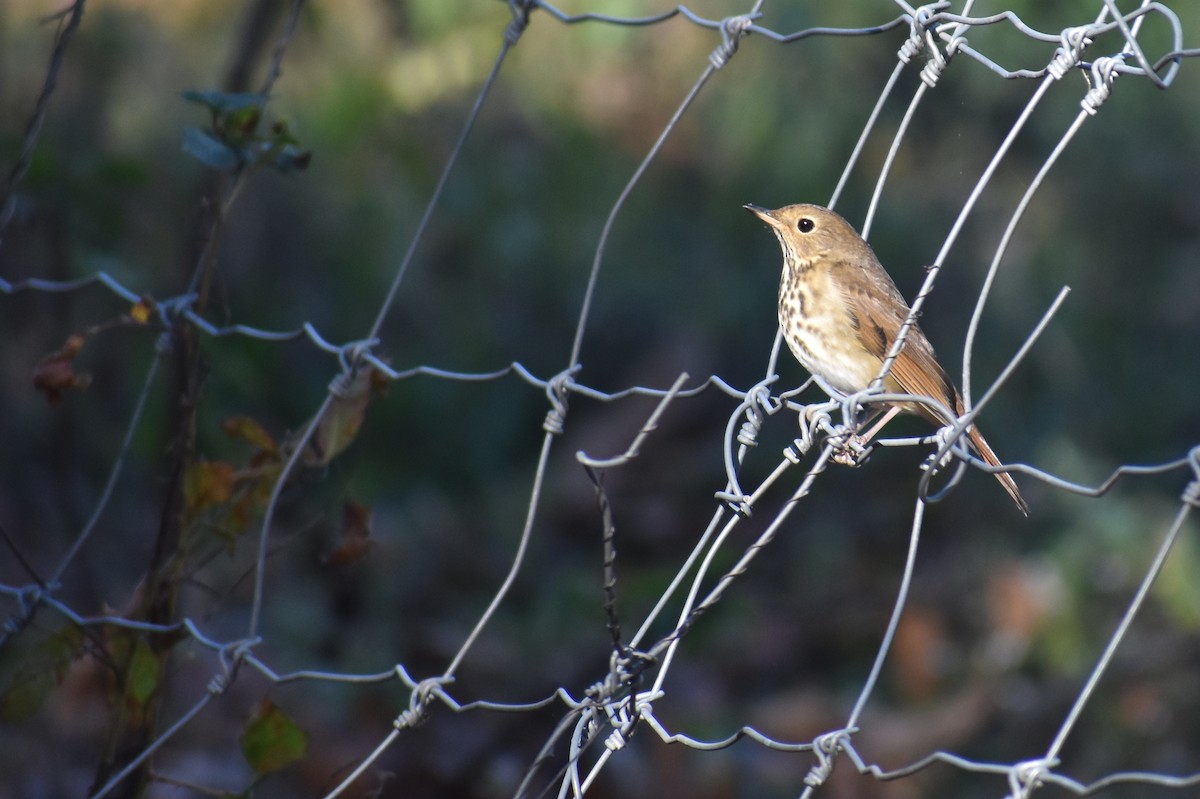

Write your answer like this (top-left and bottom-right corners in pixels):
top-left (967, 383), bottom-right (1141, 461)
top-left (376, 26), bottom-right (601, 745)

top-left (778, 263), bottom-right (880, 394)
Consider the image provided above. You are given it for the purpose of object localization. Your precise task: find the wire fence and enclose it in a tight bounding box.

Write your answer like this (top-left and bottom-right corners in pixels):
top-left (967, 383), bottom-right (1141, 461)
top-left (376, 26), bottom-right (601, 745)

top-left (2, 1), bottom-right (1199, 797)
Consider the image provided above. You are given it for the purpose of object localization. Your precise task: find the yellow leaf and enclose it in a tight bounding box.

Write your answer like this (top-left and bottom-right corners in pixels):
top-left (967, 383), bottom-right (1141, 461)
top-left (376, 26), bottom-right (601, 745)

top-left (222, 414), bottom-right (278, 454)
top-left (241, 699), bottom-right (308, 775)
top-left (184, 460), bottom-right (235, 511)
top-left (302, 368), bottom-right (384, 467)
top-left (129, 297), bottom-right (155, 324)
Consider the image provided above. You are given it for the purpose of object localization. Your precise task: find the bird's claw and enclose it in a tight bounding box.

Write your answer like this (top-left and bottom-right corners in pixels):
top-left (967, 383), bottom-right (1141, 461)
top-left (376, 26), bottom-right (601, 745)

top-left (830, 432), bottom-right (873, 467)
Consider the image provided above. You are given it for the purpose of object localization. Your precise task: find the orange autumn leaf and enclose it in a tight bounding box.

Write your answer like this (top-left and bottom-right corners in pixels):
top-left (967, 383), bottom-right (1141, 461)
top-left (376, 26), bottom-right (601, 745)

top-left (222, 414), bottom-right (278, 454)
top-left (184, 460), bottom-right (235, 512)
top-left (323, 501), bottom-right (373, 567)
top-left (32, 334), bottom-right (92, 406)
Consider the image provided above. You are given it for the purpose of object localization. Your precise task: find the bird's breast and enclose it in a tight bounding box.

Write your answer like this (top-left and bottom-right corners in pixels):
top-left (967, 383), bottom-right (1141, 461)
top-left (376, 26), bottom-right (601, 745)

top-left (778, 266), bottom-right (881, 394)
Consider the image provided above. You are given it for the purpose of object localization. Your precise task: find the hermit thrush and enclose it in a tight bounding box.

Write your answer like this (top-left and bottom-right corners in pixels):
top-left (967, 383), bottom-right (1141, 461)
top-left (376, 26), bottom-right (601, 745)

top-left (746, 202), bottom-right (1028, 515)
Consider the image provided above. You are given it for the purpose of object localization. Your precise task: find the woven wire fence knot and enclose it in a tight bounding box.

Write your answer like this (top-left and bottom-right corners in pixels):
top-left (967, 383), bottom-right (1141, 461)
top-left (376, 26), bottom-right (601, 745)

top-left (395, 675), bottom-right (451, 729)
top-left (336, 337), bottom-right (381, 372)
top-left (584, 678), bottom-right (615, 711)
top-left (596, 687), bottom-right (659, 753)
top-left (503, 0), bottom-right (535, 46)
top-left (613, 645), bottom-right (654, 684)
top-left (908, 4), bottom-right (939, 41)
top-left (206, 673), bottom-right (231, 696)
top-left (216, 635), bottom-right (261, 683)
top-left (943, 31), bottom-right (968, 60)
top-left (154, 291), bottom-right (196, 317)
top-left (5, 583), bottom-right (49, 631)
top-left (155, 291), bottom-right (198, 329)
top-left (328, 369), bottom-right (359, 399)
top-left (1009, 757), bottom-right (1058, 795)
top-left (593, 700), bottom-right (635, 754)
top-left (719, 380), bottom-right (783, 511)
top-left (736, 382), bottom-right (777, 449)
top-left (898, 4), bottom-right (940, 66)
top-left (328, 340), bottom-right (385, 396)
top-left (804, 728), bottom-right (853, 787)
top-left (709, 13), bottom-right (757, 70)
top-left (588, 648), bottom-right (652, 707)
top-left (1182, 445), bottom-right (1200, 507)
top-left (542, 365), bottom-right (579, 435)
top-left (736, 407), bottom-right (763, 449)
top-left (786, 398), bottom-right (840, 460)
top-left (1183, 479), bottom-right (1200, 508)
top-left (716, 478), bottom-right (754, 516)
top-left (152, 330), bottom-right (174, 356)
top-left (919, 38), bottom-right (951, 87)
top-left (17, 582), bottom-right (46, 611)
top-left (916, 424), bottom-right (971, 503)
top-left (1048, 25), bottom-right (1094, 80)
top-left (601, 694), bottom-right (637, 732)
top-left (203, 635), bottom-right (255, 697)
top-left (603, 726), bottom-right (631, 752)
top-left (632, 687), bottom-right (662, 719)
top-left (1082, 55), bottom-right (1122, 116)
top-left (929, 422), bottom-right (970, 470)
top-left (719, 493), bottom-right (753, 518)
top-left (896, 30), bottom-right (925, 64)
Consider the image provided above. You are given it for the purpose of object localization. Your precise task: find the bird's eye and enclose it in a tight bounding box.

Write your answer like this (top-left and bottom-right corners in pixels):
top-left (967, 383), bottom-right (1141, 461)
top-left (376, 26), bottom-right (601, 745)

top-left (797, 218), bottom-right (815, 233)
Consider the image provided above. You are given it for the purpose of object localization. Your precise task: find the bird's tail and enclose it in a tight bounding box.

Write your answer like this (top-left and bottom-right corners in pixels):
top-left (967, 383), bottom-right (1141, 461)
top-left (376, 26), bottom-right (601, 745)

top-left (967, 426), bottom-right (1029, 516)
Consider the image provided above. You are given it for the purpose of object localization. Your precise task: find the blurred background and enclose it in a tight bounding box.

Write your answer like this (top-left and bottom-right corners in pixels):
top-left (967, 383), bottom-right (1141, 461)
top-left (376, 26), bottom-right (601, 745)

top-left (2, 1), bottom-right (1199, 797)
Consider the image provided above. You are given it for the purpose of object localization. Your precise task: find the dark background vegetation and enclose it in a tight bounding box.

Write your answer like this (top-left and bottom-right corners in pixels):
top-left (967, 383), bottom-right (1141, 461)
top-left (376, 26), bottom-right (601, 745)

top-left (2, 1), bottom-right (1199, 797)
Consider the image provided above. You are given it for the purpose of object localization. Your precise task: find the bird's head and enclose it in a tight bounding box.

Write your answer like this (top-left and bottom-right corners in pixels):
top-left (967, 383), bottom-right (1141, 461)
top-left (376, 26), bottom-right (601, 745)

top-left (744, 203), bottom-right (872, 265)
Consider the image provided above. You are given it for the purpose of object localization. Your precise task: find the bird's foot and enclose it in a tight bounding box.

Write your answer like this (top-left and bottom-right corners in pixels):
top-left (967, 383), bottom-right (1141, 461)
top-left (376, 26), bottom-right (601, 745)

top-left (829, 431), bottom-right (873, 467)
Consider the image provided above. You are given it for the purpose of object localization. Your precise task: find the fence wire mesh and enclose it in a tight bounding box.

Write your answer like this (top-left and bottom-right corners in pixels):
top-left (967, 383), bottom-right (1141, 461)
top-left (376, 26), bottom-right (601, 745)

top-left (2, 1), bottom-right (1200, 797)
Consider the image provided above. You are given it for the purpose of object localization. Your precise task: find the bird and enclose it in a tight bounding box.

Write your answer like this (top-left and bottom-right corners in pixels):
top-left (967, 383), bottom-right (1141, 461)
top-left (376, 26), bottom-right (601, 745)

top-left (745, 202), bottom-right (1028, 515)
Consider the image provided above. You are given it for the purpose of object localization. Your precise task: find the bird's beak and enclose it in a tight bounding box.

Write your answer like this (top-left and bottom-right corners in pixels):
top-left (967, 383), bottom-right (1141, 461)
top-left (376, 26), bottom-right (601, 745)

top-left (744, 203), bottom-right (781, 229)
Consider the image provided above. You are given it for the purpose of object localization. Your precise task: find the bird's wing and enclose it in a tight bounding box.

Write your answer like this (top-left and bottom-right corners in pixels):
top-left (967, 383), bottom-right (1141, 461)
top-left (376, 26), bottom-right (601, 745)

top-left (831, 258), bottom-right (959, 424)
top-left (830, 257), bottom-right (1029, 514)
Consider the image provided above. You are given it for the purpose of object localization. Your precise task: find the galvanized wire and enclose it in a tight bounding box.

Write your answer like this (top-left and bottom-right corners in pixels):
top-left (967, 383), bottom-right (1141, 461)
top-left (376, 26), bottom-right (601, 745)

top-left (1, 2), bottom-right (1199, 798)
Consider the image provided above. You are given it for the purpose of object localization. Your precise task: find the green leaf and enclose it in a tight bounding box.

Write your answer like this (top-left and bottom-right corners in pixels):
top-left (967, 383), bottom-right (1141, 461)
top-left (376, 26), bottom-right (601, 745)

top-left (126, 637), bottom-right (160, 708)
top-left (183, 127), bottom-right (240, 171)
top-left (0, 665), bottom-right (58, 722)
top-left (0, 624), bottom-right (84, 721)
top-left (241, 699), bottom-right (308, 775)
top-left (225, 105), bottom-right (262, 137)
top-left (182, 89), bottom-right (265, 115)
